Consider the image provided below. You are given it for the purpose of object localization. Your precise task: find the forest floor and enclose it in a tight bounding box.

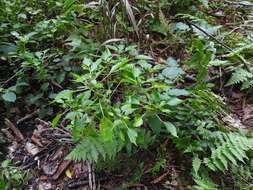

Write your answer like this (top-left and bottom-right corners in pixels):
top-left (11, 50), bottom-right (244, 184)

top-left (1, 0), bottom-right (253, 190)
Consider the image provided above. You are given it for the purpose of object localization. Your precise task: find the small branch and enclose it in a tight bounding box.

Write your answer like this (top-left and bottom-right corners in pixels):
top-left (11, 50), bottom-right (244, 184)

top-left (5, 118), bottom-right (24, 141)
top-left (224, 0), bottom-right (253, 8)
top-left (1, 128), bottom-right (15, 142)
top-left (187, 21), bottom-right (251, 72)
top-left (17, 109), bottom-right (39, 125)
top-left (87, 161), bottom-right (93, 190)
top-left (151, 170), bottom-right (170, 184)
top-left (0, 70), bottom-right (22, 88)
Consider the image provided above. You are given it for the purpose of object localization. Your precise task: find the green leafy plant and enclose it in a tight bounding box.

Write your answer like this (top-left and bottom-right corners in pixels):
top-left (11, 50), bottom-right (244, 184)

top-left (54, 45), bottom-right (186, 162)
top-left (2, 0), bottom-right (253, 189)
top-left (0, 160), bottom-right (28, 190)
top-left (204, 132), bottom-right (253, 172)
top-left (230, 160), bottom-right (253, 190)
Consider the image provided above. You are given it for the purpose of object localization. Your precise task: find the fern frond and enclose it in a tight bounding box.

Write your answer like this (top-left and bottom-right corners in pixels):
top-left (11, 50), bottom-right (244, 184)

top-left (205, 133), bottom-right (253, 172)
top-left (66, 136), bottom-right (122, 162)
top-left (226, 68), bottom-right (253, 86)
top-left (193, 174), bottom-right (218, 190)
top-left (241, 79), bottom-right (253, 89)
top-left (159, 10), bottom-right (169, 31)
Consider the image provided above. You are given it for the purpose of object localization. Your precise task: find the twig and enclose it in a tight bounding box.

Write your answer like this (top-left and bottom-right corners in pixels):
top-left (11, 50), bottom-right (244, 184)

top-left (31, 135), bottom-right (44, 147)
top-left (151, 170), bottom-right (170, 184)
top-left (5, 118), bottom-right (24, 141)
top-left (92, 164), bottom-right (96, 190)
top-left (21, 142), bottom-right (56, 170)
top-left (35, 118), bottom-right (50, 127)
top-left (1, 70), bottom-right (22, 88)
top-left (87, 161), bottom-right (93, 190)
top-left (224, 0), bottom-right (253, 8)
top-left (109, 81), bottom-right (122, 100)
top-left (187, 21), bottom-right (252, 72)
top-left (100, 38), bottom-right (125, 47)
top-left (17, 109), bottom-right (39, 125)
top-left (1, 128), bottom-right (15, 142)
top-left (126, 183), bottom-right (148, 190)
top-left (52, 160), bottom-right (72, 180)
top-left (67, 177), bottom-right (106, 189)
top-left (67, 180), bottom-right (90, 189)
top-left (51, 81), bottom-right (63, 89)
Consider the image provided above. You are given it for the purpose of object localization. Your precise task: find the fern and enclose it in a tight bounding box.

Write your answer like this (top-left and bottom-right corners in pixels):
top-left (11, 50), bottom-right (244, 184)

top-left (226, 68), bottom-right (253, 86)
top-left (66, 136), bottom-right (123, 162)
top-left (241, 79), bottom-right (253, 90)
top-left (204, 132), bottom-right (253, 172)
top-left (159, 9), bottom-right (170, 32)
top-left (231, 160), bottom-right (253, 189)
top-left (193, 174), bottom-right (218, 190)
top-left (190, 131), bottom-right (253, 188)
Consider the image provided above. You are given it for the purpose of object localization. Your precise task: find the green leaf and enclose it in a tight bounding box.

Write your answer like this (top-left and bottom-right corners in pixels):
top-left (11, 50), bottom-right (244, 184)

top-left (1, 159), bottom-right (10, 168)
top-left (164, 122), bottom-right (178, 137)
top-left (2, 92), bottom-right (16, 102)
top-left (100, 117), bottom-right (114, 142)
top-left (65, 111), bottom-right (82, 120)
top-left (193, 156), bottom-right (202, 174)
top-left (167, 97), bottom-right (183, 106)
top-left (171, 22), bottom-right (190, 32)
top-left (110, 58), bottom-right (128, 73)
top-left (199, 0), bottom-right (209, 7)
top-left (54, 90), bottom-right (73, 104)
top-left (121, 104), bottom-right (135, 115)
top-left (135, 55), bottom-right (152, 60)
top-left (72, 125), bottom-right (84, 142)
top-left (0, 43), bottom-right (17, 54)
top-left (51, 114), bottom-right (62, 128)
top-left (82, 57), bottom-right (92, 67)
top-left (127, 128), bottom-right (138, 145)
top-left (166, 57), bottom-right (178, 66)
top-left (168, 89), bottom-right (189, 96)
top-left (162, 67), bottom-right (184, 80)
top-left (146, 114), bottom-right (163, 134)
top-left (133, 116), bottom-right (143, 127)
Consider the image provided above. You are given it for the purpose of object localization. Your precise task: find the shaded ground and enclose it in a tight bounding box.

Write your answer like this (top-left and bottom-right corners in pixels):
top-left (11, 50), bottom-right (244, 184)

top-left (1, 0), bottom-right (253, 189)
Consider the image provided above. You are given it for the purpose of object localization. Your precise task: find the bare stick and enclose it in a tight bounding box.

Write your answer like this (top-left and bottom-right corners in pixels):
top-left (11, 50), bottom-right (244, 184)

top-left (188, 21), bottom-right (251, 72)
top-left (5, 118), bottom-right (24, 140)
top-left (87, 161), bottom-right (93, 190)
top-left (17, 109), bottom-right (39, 125)
top-left (1, 128), bottom-right (15, 142)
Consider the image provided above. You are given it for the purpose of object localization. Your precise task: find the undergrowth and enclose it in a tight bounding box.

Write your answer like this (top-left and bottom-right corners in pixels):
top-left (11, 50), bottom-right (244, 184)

top-left (1, 0), bottom-right (253, 189)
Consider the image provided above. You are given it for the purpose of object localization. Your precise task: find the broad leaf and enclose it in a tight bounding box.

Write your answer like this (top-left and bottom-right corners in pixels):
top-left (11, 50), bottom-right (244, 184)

top-left (164, 122), bottom-right (178, 137)
top-left (127, 128), bottom-right (138, 145)
top-left (162, 67), bottom-right (184, 80)
top-left (100, 117), bottom-right (114, 142)
top-left (2, 92), bottom-right (16, 102)
top-left (146, 114), bottom-right (163, 134)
